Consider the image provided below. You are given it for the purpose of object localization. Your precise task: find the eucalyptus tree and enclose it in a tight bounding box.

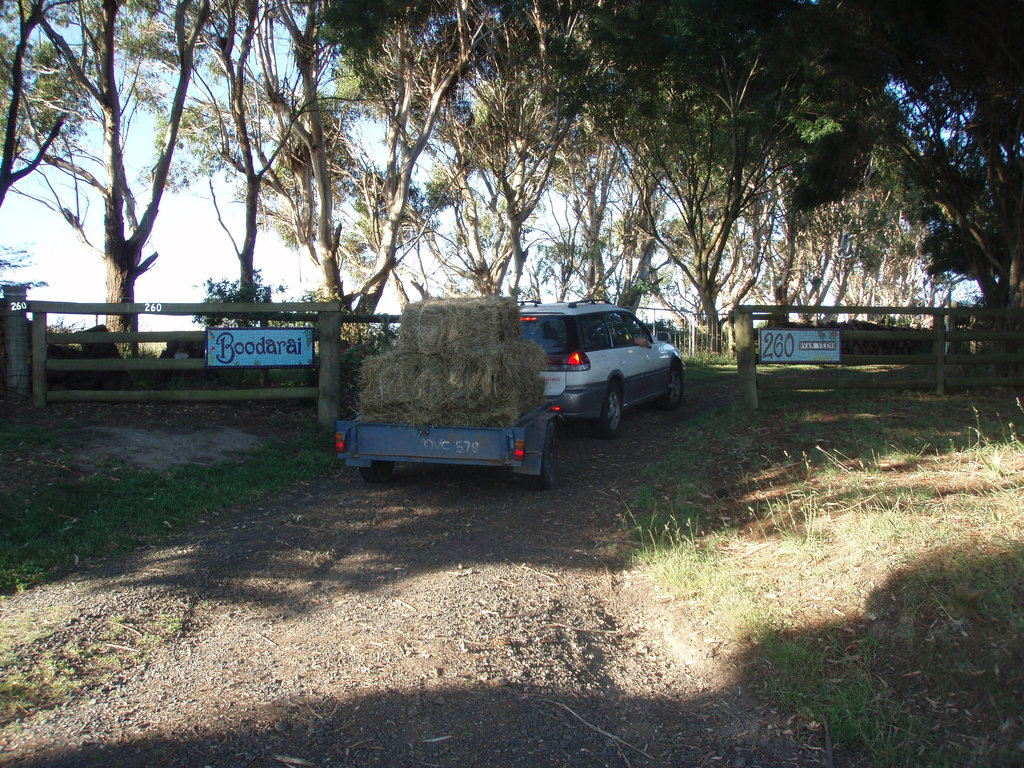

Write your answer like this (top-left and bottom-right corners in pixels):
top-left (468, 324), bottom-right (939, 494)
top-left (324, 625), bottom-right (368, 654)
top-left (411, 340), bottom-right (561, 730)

top-left (183, 0), bottom-right (274, 292)
top-left (468, 1), bottom-right (580, 297)
top-left (423, 111), bottom-right (510, 295)
top-left (532, 127), bottom-right (668, 308)
top-left (533, 124), bottom-right (621, 301)
top-left (589, 0), bottom-right (816, 345)
top-left (241, 0), bottom-right (353, 299)
top-left (0, 0), bottom-right (65, 211)
top-left (326, 0), bottom-right (491, 314)
top-left (833, 0), bottom-right (1024, 311)
top-left (32, 0), bottom-right (210, 331)
top-left (184, 0), bottom-right (370, 301)
top-left (744, 150), bottom-right (946, 314)
top-left (423, 0), bottom-right (584, 299)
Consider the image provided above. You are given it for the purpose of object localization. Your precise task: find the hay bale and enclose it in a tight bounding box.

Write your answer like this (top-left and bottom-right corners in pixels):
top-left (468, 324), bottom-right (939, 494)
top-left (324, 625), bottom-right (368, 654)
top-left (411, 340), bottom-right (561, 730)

top-left (360, 296), bottom-right (547, 427)
top-left (359, 338), bottom-right (546, 428)
top-left (396, 296), bottom-right (521, 357)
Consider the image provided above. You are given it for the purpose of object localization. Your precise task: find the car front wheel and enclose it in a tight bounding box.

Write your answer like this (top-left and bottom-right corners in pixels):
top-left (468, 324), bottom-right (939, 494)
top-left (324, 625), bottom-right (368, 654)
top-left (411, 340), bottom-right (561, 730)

top-left (594, 381), bottom-right (622, 439)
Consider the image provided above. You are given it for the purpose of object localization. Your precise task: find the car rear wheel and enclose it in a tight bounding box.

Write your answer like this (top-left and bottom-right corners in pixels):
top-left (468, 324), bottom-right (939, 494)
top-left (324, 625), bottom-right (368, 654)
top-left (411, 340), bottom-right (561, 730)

top-left (656, 363), bottom-right (684, 410)
top-left (593, 381), bottom-right (622, 439)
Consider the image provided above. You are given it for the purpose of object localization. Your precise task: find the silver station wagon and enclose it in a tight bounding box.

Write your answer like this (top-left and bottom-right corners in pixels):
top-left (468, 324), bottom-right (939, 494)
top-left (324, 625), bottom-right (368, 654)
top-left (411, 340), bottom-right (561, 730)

top-left (519, 301), bottom-right (684, 438)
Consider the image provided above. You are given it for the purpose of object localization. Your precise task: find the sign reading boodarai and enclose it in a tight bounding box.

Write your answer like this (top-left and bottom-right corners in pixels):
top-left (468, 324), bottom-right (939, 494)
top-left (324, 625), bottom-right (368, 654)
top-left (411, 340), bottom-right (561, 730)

top-left (759, 328), bottom-right (841, 364)
top-left (206, 327), bottom-right (315, 368)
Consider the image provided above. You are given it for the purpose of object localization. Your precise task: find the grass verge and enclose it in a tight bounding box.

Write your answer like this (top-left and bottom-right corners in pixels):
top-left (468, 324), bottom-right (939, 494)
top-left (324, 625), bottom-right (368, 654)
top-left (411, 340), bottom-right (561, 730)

top-left (631, 384), bottom-right (1024, 767)
top-left (0, 405), bottom-right (337, 594)
top-left (0, 607), bottom-right (183, 726)
top-left (0, 402), bottom-right (338, 725)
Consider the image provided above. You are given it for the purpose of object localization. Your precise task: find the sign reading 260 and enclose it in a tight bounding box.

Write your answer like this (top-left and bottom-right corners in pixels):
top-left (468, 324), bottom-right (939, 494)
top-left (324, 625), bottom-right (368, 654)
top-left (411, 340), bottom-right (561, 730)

top-left (758, 328), bottom-right (841, 364)
top-left (8, 301), bottom-right (28, 312)
top-left (760, 330), bottom-right (795, 360)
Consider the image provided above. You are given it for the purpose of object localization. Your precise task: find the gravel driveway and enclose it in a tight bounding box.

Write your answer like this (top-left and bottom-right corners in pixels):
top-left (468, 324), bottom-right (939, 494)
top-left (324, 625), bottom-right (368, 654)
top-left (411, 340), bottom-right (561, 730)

top-left (0, 381), bottom-right (848, 768)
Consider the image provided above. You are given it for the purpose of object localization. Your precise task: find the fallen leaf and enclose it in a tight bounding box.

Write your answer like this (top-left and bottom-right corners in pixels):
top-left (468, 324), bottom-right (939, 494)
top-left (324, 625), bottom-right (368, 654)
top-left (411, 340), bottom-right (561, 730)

top-left (273, 756), bottom-right (313, 767)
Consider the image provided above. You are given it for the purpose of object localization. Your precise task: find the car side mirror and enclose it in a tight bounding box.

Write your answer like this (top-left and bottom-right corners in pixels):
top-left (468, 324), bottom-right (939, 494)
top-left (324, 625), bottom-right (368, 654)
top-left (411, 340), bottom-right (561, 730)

top-left (656, 331), bottom-right (670, 342)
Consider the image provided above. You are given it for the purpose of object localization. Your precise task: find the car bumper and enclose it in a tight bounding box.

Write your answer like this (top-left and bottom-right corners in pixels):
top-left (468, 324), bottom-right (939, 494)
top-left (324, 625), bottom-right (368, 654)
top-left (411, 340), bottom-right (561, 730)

top-left (547, 382), bottom-right (606, 421)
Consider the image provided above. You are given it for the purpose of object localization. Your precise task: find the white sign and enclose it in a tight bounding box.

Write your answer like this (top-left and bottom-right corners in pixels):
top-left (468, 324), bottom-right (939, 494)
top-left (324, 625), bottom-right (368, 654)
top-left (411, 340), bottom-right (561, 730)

top-left (759, 328), bottom-right (841, 363)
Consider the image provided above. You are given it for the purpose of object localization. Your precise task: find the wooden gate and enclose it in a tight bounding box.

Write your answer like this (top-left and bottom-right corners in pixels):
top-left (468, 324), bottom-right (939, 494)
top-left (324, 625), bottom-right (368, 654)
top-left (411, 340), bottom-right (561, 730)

top-left (733, 304), bottom-right (1024, 409)
top-left (3, 293), bottom-right (397, 427)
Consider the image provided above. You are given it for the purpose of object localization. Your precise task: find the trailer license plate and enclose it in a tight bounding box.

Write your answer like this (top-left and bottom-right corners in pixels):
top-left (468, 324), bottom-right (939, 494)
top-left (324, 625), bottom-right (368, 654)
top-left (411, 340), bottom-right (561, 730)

top-left (421, 437), bottom-right (481, 455)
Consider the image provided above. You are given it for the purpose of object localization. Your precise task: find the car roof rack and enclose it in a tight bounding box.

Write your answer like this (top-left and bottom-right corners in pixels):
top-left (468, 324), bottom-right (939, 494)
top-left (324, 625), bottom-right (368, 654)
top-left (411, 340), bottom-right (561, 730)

top-left (517, 299), bottom-right (542, 307)
top-left (567, 299), bottom-right (611, 308)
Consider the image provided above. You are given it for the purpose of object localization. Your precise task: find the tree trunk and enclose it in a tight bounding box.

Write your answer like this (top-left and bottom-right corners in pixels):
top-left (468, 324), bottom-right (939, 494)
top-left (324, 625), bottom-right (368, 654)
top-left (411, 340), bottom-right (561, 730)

top-left (698, 287), bottom-right (722, 354)
top-left (105, 242), bottom-right (139, 333)
top-left (237, 181), bottom-right (258, 292)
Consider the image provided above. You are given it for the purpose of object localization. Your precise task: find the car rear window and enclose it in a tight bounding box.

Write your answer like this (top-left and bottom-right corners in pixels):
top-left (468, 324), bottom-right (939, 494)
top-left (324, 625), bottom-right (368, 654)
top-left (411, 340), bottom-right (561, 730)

top-left (520, 315), bottom-right (570, 355)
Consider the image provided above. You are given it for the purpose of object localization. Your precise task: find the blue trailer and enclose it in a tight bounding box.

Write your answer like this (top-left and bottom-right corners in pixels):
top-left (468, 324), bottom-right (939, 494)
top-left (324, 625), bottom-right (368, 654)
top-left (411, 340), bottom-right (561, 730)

top-left (335, 405), bottom-right (558, 489)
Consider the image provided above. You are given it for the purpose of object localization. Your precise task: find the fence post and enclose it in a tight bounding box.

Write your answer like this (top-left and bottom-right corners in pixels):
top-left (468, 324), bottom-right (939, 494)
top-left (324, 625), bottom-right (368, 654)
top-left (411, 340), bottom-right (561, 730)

top-left (31, 310), bottom-right (47, 407)
top-left (734, 308), bottom-right (758, 410)
top-left (317, 308), bottom-right (342, 428)
top-left (932, 310), bottom-right (946, 395)
top-left (3, 285), bottom-right (30, 398)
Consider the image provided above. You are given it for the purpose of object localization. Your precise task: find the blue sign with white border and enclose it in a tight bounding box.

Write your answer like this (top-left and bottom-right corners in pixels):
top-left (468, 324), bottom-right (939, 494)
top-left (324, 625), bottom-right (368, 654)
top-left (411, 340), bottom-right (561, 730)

top-left (206, 327), bottom-right (315, 368)
top-left (759, 328), bottom-right (841, 363)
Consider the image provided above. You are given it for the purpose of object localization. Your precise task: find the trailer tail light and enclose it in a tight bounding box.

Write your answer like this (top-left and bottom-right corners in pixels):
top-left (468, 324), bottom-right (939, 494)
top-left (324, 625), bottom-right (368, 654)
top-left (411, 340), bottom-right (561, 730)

top-left (514, 440), bottom-right (526, 462)
top-left (335, 432), bottom-right (346, 454)
top-left (545, 351), bottom-right (591, 372)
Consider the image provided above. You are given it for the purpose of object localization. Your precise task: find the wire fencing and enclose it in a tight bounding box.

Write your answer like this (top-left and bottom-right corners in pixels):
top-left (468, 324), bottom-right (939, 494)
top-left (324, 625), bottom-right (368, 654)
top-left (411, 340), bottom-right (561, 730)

top-left (637, 306), bottom-right (734, 361)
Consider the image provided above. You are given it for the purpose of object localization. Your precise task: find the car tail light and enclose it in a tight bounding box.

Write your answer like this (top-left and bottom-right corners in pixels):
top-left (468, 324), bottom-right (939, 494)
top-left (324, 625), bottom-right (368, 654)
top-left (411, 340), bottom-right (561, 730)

top-left (546, 351), bottom-right (591, 372)
top-left (335, 432), bottom-right (346, 454)
top-left (514, 440), bottom-right (526, 462)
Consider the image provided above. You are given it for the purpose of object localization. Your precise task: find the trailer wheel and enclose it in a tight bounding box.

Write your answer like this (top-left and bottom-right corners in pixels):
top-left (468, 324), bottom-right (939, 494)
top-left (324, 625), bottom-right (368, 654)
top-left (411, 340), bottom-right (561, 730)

top-left (359, 460), bottom-right (395, 483)
top-left (533, 422), bottom-right (558, 490)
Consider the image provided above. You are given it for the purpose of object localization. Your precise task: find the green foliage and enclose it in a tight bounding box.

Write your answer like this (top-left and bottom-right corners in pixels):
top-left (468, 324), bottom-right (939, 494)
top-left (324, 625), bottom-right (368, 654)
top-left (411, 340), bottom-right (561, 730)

top-left (338, 321), bottom-right (397, 392)
top-left (832, 0), bottom-right (1024, 308)
top-left (294, 285), bottom-right (398, 391)
top-left (194, 270), bottom-right (286, 328)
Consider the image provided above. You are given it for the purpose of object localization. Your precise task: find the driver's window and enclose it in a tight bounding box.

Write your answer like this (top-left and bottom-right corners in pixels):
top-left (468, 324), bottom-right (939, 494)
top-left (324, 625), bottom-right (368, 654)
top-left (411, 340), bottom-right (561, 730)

top-left (622, 314), bottom-right (651, 344)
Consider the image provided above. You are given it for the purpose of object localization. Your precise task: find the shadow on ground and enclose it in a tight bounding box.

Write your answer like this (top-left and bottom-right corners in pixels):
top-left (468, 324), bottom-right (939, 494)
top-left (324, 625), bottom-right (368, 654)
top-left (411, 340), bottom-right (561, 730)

top-left (14, 681), bottom-right (838, 768)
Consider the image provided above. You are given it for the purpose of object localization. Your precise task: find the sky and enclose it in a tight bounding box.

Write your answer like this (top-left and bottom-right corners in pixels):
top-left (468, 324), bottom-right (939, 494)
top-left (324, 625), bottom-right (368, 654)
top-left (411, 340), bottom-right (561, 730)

top-left (0, 180), bottom-right (349, 331)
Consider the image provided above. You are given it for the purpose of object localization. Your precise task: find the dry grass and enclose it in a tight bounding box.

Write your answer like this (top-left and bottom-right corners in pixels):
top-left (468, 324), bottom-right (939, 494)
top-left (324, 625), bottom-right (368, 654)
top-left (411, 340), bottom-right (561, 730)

top-left (632, 388), bottom-right (1024, 767)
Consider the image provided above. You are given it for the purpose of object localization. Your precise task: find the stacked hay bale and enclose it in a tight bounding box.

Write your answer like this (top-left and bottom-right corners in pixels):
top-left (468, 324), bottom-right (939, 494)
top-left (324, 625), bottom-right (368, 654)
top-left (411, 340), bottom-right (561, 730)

top-left (359, 296), bottom-right (546, 427)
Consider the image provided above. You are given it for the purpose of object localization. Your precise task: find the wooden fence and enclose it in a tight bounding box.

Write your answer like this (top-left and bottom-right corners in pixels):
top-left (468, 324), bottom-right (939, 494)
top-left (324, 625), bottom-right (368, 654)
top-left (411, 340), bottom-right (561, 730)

top-left (2, 291), bottom-right (397, 427)
top-left (733, 304), bottom-right (1024, 409)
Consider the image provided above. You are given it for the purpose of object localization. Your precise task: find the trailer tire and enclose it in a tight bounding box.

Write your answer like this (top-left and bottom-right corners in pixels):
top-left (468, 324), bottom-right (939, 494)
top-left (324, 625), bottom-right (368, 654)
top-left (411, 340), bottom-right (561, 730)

top-left (359, 460), bottom-right (395, 483)
top-left (533, 422), bottom-right (558, 490)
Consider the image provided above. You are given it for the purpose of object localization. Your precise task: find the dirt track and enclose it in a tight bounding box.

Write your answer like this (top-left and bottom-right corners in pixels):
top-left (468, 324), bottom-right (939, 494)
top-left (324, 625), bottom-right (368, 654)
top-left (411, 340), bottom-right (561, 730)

top-left (0, 381), bottom-right (856, 768)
